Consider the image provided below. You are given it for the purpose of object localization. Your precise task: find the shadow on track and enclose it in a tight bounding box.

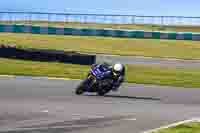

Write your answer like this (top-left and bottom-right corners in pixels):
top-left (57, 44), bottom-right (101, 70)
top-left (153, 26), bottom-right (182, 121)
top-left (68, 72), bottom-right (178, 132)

top-left (105, 95), bottom-right (161, 101)
top-left (84, 94), bottom-right (160, 101)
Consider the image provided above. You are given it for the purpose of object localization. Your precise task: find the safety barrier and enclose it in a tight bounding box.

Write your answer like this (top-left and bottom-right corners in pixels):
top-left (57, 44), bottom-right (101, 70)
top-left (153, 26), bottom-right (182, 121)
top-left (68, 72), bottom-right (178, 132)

top-left (0, 45), bottom-right (96, 65)
top-left (0, 24), bottom-right (200, 41)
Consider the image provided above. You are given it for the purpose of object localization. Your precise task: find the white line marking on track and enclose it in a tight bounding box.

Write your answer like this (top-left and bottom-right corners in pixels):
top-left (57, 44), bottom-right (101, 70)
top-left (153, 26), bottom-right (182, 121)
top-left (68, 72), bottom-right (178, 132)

top-left (72, 114), bottom-right (106, 120)
top-left (123, 118), bottom-right (137, 121)
top-left (143, 118), bottom-right (200, 133)
top-left (41, 110), bottom-right (49, 113)
top-left (72, 117), bottom-right (82, 120)
top-left (71, 114), bottom-right (83, 120)
top-left (87, 115), bottom-right (105, 119)
top-left (72, 114), bottom-right (81, 116)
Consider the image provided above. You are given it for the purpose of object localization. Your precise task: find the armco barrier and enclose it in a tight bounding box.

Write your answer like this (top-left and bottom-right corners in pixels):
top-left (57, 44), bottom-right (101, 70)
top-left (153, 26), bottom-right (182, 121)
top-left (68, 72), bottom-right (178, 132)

top-left (0, 45), bottom-right (96, 65)
top-left (0, 24), bottom-right (200, 41)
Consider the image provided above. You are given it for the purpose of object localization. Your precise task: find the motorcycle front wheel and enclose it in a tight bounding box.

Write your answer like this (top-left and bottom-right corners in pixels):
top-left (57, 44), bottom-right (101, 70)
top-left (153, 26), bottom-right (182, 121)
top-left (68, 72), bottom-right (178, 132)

top-left (75, 75), bottom-right (95, 95)
top-left (75, 78), bottom-right (88, 95)
top-left (75, 84), bottom-right (85, 95)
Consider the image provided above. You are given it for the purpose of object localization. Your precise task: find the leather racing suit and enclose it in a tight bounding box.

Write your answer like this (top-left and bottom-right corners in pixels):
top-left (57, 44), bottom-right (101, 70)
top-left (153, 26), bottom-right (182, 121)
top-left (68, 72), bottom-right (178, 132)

top-left (91, 63), bottom-right (125, 91)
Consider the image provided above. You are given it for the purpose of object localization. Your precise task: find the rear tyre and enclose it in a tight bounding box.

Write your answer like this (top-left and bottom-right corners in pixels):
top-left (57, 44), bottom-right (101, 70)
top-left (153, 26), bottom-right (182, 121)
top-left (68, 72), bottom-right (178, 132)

top-left (97, 79), bottom-right (112, 96)
top-left (97, 88), bottom-right (110, 96)
top-left (97, 90), bottom-right (106, 96)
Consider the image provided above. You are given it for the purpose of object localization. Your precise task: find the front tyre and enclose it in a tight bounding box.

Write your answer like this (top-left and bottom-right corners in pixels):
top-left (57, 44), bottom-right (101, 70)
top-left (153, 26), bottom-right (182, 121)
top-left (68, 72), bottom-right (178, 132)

top-left (75, 86), bottom-right (84, 95)
top-left (75, 79), bottom-right (88, 95)
top-left (75, 76), bottom-right (94, 95)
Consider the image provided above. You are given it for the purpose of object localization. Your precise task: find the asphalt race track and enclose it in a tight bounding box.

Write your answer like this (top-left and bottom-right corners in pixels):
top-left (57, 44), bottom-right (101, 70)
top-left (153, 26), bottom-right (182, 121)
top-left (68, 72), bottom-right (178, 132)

top-left (1, 77), bottom-right (200, 133)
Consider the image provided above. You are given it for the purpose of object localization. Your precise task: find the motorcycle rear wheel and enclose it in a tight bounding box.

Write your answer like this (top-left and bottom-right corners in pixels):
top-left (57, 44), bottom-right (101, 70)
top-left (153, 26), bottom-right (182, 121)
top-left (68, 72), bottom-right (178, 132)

top-left (97, 88), bottom-right (110, 96)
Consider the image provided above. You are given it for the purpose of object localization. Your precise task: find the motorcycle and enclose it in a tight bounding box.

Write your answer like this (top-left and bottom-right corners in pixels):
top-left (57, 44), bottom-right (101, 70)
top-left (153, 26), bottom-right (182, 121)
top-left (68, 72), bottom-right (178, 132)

top-left (75, 65), bottom-right (114, 96)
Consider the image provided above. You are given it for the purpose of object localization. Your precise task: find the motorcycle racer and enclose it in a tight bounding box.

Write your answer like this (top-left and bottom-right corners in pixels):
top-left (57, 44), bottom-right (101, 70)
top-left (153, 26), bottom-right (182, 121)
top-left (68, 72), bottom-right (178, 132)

top-left (91, 62), bottom-right (125, 91)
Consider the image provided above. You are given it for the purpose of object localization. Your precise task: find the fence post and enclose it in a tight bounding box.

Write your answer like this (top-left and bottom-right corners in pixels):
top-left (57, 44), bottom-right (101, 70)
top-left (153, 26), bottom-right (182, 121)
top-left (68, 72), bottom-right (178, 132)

top-left (8, 13), bottom-right (12, 24)
top-left (83, 15), bottom-right (87, 23)
top-left (103, 15), bottom-right (106, 24)
top-left (161, 16), bottom-right (164, 25)
top-left (0, 13), bottom-right (2, 24)
top-left (65, 14), bottom-right (69, 24)
top-left (28, 13), bottom-right (31, 25)
top-left (132, 15), bottom-right (135, 24)
top-left (48, 13), bottom-right (51, 26)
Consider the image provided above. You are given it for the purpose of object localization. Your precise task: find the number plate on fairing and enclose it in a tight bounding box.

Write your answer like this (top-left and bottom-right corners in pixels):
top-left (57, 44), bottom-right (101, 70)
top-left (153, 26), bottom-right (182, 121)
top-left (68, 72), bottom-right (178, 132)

top-left (91, 67), bottom-right (104, 79)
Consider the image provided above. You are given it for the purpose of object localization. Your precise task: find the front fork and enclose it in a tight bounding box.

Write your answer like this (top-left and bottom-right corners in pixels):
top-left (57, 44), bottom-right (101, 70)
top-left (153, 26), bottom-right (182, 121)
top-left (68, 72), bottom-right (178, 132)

top-left (84, 74), bottom-right (97, 92)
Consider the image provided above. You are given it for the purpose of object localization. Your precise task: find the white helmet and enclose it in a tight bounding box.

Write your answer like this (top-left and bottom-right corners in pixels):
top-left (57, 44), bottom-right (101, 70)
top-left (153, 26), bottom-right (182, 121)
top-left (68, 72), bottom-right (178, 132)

top-left (113, 63), bottom-right (123, 75)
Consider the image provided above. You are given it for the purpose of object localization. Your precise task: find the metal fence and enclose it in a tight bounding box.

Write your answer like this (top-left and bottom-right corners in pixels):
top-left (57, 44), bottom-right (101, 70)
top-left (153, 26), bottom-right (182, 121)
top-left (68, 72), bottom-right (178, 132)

top-left (0, 11), bottom-right (200, 26)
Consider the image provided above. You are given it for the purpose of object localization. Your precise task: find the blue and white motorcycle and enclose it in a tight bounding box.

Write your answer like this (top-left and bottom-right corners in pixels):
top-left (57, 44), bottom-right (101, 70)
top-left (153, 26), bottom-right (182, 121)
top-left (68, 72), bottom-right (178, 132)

top-left (75, 64), bottom-right (114, 96)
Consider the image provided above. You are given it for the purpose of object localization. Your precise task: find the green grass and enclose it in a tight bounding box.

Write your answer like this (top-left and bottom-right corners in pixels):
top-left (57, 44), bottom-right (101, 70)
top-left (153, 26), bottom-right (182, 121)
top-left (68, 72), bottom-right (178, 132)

top-left (1, 33), bottom-right (200, 60)
top-left (1, 57), bottom-right (200, 88)
top-left (153, 122), bottom-right (200, 133)
top-left (1, 21), bottom-right (200, 32)
top-left (0, 58), bottom-right (90, 79)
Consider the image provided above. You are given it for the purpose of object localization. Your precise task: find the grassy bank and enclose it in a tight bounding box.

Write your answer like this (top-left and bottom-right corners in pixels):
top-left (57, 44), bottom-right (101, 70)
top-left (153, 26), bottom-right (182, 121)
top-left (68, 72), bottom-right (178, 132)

top-left (1, 33), bottom-right (200, 60)
top-left (0, 58), bottom-right (89, 79)
top-left (1, 58), bottom-right (200, 88)
top-left (1, 21), bottom-right (200, 32)
top-left (153, 122), bottom-right (200, 133)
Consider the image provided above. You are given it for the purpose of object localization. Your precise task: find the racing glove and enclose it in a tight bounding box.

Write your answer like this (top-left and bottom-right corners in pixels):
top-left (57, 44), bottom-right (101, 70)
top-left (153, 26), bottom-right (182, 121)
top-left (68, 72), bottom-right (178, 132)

top-left (112, 76), bottom-right (124, 91)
